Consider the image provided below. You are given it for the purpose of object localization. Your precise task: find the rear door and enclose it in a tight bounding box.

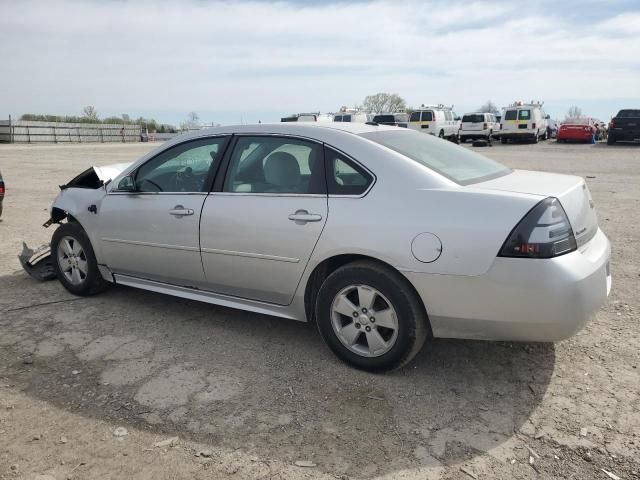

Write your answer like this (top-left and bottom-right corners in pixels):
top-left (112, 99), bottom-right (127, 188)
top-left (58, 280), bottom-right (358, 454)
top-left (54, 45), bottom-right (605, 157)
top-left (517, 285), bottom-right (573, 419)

top-left (199, 135), bottom-right (328, 305)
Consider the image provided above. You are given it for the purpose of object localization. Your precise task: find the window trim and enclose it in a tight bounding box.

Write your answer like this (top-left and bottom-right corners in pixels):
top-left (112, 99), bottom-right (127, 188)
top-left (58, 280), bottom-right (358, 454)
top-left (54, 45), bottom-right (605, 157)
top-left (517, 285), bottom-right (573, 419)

top-left (109, 135), bottom-right (230, 195)
top-left (324, 145), bottom-right (376, 198)
top-left (214, 133), bottom-right (328, 196)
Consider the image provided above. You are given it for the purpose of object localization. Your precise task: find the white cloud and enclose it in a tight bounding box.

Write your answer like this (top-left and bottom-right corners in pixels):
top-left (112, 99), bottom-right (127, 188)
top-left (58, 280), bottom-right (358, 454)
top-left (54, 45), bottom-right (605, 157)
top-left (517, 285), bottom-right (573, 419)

top-left (0, 0), bottom-right (638, 122)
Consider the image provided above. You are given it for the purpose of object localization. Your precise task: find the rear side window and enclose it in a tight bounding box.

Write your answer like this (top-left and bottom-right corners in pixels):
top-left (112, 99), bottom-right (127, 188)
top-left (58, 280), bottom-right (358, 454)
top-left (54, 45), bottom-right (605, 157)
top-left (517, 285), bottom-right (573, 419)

top-left (504, 110), bottom-right (517, 120)
top-left (325, 147), bottom-right (373, 195)
top-left (462, 114), bottom-right (484, 123)
top-left (409, 112), bottom-right (421, 122)
top-left (518, 110), bottom-right (531, 120)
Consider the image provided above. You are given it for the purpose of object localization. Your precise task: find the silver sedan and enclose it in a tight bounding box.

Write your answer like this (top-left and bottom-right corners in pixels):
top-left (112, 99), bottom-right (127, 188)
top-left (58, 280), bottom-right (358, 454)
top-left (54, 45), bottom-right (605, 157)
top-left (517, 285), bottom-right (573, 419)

top-left (46, 123), bottom-right (611, 371)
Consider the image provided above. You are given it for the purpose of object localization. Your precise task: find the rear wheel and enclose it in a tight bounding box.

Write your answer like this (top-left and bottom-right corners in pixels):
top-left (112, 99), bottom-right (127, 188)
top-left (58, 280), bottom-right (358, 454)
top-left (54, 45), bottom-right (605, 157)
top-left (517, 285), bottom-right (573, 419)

top-left (315, 261), bottom-right (428, 372)
top-left (532, 132), bottom-right (539, 144)
top-left (52, 222), bottom-right (108, 296)
top-left (438, 130), bottom-right (444, 139)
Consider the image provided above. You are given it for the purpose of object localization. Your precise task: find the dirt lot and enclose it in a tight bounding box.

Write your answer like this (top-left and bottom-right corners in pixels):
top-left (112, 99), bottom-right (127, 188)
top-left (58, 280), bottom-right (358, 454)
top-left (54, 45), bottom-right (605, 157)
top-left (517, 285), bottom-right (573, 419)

top-left (0, 140), bottom-right (638, 480)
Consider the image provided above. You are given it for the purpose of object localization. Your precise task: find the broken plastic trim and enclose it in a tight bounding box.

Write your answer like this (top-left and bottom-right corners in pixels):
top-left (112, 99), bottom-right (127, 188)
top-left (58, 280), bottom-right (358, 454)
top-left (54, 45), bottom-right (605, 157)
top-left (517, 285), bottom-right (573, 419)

top-left (19, 242), bottom-right (57, 281)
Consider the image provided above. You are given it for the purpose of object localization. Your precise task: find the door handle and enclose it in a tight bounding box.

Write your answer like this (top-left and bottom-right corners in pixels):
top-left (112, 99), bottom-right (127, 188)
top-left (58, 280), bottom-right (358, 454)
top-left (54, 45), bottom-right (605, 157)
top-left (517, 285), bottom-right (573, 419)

top-left (169, 205), bottom-right (194, 216)
top-left (288, 209), bottom-right (322, 223)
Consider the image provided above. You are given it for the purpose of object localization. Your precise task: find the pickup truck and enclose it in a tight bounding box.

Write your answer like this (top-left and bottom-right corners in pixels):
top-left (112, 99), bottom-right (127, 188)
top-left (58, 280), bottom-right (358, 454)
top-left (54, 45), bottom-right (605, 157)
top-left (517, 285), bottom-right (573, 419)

top-left (608, 109), bottom-right (640, 145)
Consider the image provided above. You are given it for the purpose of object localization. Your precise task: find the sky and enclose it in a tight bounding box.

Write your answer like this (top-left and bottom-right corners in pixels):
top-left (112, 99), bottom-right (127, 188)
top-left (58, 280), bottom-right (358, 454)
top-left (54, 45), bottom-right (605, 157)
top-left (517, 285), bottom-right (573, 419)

top-left (1, 0), bottom-right (639, 125)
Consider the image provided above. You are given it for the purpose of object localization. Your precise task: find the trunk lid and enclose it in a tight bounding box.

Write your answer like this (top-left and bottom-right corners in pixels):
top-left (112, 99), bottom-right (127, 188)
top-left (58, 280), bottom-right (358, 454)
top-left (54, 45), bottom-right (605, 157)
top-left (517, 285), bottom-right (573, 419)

top-left (475, 169), bottom-right (598, 248)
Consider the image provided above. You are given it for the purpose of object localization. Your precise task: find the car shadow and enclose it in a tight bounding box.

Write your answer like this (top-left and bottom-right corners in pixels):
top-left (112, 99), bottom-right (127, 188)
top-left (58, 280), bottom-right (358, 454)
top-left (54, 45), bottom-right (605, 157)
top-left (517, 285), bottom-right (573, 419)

top-left (0, 274), bottom-right (555, 477)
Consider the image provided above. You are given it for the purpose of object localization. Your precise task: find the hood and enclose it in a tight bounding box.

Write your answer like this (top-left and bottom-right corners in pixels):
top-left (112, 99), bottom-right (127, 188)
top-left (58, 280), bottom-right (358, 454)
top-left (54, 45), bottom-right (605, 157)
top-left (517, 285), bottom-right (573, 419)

top-left (93, 162), bottom-right (132, 182)
top-left (62, 162), bottom-right (133, 190)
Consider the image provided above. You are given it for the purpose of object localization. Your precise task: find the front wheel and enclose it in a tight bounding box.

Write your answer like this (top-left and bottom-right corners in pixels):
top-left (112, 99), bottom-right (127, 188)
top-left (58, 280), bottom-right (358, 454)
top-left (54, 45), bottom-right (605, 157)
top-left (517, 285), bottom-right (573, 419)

top-left (52, 222), bottom-right (108, 296)
top-left (315, 261), bottom-right (429, 372)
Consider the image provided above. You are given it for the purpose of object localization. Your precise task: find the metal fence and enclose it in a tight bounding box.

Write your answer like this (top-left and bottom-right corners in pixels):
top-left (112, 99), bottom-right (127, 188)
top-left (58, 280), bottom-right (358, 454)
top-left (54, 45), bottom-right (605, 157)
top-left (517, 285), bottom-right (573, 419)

top-left (0, 119), bottom-right (142, 144)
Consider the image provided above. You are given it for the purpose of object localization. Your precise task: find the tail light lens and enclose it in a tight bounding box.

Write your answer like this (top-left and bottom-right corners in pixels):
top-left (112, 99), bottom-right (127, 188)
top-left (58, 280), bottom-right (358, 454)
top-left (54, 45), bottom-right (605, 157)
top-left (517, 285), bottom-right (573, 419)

top-left (483, 123), bottom-right (488, 129)
top-left (498, 197), bottom-right (577, 259)
top-left (0, 184), bottom-right (4, 195)
top-left (500, 123), bottom-right (503, 129)
top-left (532, 122), bottom-right (536, 129)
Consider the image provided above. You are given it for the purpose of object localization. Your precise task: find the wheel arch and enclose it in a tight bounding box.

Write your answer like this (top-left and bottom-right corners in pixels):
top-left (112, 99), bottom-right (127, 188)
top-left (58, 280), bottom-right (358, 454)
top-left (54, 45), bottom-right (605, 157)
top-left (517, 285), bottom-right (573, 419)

top-left (303, 253), bottom-right (429, 328)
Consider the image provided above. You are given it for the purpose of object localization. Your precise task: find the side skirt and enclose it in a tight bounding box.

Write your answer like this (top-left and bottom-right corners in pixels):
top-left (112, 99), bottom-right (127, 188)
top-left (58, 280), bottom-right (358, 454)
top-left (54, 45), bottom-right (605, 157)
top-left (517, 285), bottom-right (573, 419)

top-left (113, 274), bottom-right (302, 321)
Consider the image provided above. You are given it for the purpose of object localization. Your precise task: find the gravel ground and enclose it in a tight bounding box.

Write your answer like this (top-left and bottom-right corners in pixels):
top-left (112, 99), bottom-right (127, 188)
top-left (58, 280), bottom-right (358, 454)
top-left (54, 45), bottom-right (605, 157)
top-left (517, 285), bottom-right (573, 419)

top-left (0, 140), bottom-right (638, 480)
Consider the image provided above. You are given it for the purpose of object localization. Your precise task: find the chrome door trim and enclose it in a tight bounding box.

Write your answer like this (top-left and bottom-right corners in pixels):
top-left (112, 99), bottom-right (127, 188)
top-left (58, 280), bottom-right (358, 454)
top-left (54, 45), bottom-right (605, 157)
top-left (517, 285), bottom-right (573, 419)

top-left (208, 192), bottom-right (326, 198)
top-left (108, 192), bottom-right (209, 196)
top-left (102, 237), bottom-right (200, 252)
top-left (200, 247), bottom-right (300, 263)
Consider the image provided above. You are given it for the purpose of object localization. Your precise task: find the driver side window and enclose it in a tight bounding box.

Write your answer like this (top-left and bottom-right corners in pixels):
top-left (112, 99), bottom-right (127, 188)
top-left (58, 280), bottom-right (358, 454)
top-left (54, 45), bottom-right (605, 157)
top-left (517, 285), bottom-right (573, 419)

top-left (135, 137), bottom-right (228, 192)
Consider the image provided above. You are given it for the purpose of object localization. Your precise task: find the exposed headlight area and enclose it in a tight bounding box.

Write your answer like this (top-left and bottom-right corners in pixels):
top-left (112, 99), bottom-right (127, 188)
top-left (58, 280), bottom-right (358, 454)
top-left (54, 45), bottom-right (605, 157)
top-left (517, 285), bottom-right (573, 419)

top-left (499, 197), bottom-right (577, 258)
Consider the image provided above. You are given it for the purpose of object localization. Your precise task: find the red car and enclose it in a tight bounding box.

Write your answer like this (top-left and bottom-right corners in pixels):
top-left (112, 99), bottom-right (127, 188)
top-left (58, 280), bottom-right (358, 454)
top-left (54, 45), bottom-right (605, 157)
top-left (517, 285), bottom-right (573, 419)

top-left (557, 118), bottom-right (597, 143)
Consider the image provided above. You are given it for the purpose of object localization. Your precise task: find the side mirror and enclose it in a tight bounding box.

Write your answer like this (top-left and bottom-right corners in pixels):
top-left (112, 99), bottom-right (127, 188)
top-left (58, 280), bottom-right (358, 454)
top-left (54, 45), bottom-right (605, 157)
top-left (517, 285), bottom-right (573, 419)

top-left (454, 117), bottom-right (461, 121)
top-left (117, 175), bottom-right (136, 192)
top-left (545, 115), bottom-right (551, 119)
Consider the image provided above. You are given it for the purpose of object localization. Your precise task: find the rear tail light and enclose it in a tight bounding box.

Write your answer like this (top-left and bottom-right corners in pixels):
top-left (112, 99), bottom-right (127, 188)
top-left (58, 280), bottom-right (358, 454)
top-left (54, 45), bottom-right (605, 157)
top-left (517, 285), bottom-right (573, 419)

top-left (0, 184), bottom-right (4, 195)
top-left (483, 123), bottom-right (488, 129)
top-left (610, 120), bottom-right (615, 128)
top-left (498, 197), bottom-right (577, 259)
top-left (500, 123), bottom-right (503, 129)
top-left (532, 122), bottom-right (536, 129)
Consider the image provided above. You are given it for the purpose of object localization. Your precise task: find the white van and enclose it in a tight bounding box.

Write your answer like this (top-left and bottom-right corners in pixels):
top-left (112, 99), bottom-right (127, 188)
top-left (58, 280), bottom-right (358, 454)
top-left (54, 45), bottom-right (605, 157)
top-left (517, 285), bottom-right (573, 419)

top-left (333, 110), bottom-right (369, 123)
top-left (408, 104), bottom-right (460, 142)
top-left (459, 112), bottom-right (500, 142)
top-left (499, 101), bottom-right (550, 143)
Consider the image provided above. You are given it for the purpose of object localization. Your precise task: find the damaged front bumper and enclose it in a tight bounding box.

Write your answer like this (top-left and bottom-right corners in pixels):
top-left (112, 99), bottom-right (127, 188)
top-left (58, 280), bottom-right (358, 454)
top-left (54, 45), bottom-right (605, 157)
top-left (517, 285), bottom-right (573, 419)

top-left (19, 242), bottom-right (56, 281)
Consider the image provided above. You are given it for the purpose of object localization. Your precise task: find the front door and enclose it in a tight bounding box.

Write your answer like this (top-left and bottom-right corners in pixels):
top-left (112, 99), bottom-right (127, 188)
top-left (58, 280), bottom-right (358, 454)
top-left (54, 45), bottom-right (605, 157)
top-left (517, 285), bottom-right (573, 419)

top-left (98, 136), bottom-right (228, 287)
top-left (200, 135), bottom-right (328, 305)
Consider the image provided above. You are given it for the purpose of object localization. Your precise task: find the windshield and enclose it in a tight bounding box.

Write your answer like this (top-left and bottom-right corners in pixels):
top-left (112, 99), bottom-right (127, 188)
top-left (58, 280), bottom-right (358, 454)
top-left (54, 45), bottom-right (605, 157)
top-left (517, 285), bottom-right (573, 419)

top-left (373, 115), bottom-right (396, 123)
top-left (618, 109), bottom-right (640, 118)
top-left (462, 114), bottom-right (484, 123)
top-left (361, 130), bottom-right (510, 185)
top-left (504, 110), bottom-right (517, 120)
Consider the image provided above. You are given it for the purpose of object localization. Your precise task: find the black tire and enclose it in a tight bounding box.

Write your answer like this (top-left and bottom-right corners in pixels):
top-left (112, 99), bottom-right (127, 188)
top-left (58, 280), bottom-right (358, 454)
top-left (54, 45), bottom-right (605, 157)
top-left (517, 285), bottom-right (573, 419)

top-left (459, 137), bottom-right (466, 143)
top-left (315, 260), bottom-right (429, 372)
top-left (438, 130), bottom-right (444, 139)
top-left (532, 132), bottom-right (539, 144)
top-left (501, 137), bottom-right (508, 144)
top-left (607, 135), bottom-right (616, 145)
top-left (51, 222), bottom-right (108, 296)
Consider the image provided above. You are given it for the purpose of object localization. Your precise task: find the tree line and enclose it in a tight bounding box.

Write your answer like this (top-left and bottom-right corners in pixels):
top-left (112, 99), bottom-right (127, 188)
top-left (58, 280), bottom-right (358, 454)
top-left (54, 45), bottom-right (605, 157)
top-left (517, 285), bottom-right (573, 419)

top-left (19, 106), bottom-right (178, 133)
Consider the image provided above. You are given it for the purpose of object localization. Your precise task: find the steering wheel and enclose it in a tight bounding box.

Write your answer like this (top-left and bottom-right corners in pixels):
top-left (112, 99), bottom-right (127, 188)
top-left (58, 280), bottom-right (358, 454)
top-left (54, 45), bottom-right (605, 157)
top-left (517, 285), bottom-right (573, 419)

top-left (138, 178), bottom-right (163, 192)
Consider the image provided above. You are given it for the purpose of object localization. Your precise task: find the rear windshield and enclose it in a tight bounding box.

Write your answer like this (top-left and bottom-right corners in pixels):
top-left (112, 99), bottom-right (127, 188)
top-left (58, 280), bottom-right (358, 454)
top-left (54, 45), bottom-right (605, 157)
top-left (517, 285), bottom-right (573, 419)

top-left (504, 110), bottom-right (517, 120)
top-left (409, 112), bottom-right (421, 122)
top-left (618, 109), bottom-right (640, 118)
top-left (518, 110), bottom-right (531, 120)
top-left (563, 118), bottom-right (590, 125)
top-left (462, 114), bottom-right (484, 123)
top-left (361, 130), bottom-right (510, 185)
top-left (334, 115), bottom-right (351, 122)
top-left (373, 115), bottom-right (395, 123)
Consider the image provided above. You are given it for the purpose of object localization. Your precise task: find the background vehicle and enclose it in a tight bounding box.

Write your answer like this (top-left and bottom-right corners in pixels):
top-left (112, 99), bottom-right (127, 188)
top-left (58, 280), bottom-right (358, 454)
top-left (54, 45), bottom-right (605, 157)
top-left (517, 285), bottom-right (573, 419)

top-left (281, 112), bottom-right (321, 122)
top-left (408, 104), bottom-right (460, 142)
top-left (46, 123), bottom-right (610, 372)
top-left (0, 170), bottom-right (4, 218)
top-left (499, 101), bottom-right (550, 144)
top-left (333, 109), bottom-right (368, 123)
top-left (608, 109), bottom-right (640, 145)
top-left (459, 112), bottom-right (499, 142)
top-left (371, 113), bottom-right (408, 127)
top-left (557, 118), bottom-right (597, 143)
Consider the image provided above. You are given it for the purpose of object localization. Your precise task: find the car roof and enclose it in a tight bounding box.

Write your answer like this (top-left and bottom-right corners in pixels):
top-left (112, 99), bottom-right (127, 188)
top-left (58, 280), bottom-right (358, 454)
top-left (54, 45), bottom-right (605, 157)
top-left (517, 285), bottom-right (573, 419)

top-left (175, 122), bottom-right (398, 141)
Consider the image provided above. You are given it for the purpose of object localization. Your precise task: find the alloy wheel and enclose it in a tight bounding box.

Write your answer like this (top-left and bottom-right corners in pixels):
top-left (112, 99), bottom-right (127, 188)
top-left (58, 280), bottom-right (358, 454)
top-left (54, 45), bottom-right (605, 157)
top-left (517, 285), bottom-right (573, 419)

top-left (330, 285), bottom-right (399, 357)
top-left (57, 235), bottom-right (88, 285)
